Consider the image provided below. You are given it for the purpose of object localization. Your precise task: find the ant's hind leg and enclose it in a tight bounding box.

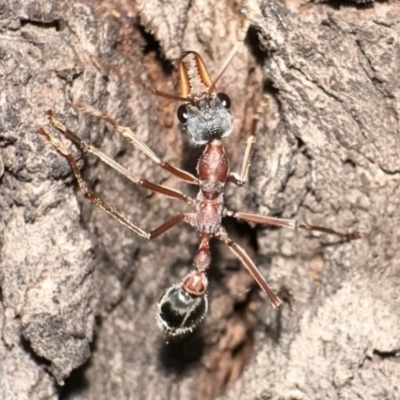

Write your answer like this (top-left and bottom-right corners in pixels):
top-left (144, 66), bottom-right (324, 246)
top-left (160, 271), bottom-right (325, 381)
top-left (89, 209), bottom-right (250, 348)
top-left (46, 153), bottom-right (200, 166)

top-left (216, 228), bottom-right (282, 309)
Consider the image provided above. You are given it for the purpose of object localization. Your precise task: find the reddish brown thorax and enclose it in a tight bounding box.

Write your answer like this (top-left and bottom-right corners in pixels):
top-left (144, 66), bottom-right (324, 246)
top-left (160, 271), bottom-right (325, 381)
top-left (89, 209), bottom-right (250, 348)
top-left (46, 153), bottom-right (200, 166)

top-left (197, 141), bottom-right (230, 195)
top-left (195, 141), bottom-right (229, 234)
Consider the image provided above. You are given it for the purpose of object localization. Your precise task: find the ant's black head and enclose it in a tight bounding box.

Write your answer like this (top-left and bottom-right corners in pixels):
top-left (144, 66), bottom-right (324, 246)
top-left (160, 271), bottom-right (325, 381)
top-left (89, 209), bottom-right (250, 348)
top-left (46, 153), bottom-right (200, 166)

top-left (177, 92), bottom-right (233, 145)
top-left (156, 284), bottom-right (208, 336)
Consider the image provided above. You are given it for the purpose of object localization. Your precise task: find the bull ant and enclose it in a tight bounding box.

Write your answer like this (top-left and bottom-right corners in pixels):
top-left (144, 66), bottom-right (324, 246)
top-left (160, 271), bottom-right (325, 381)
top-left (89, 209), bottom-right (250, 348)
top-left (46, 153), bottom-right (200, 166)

top-left (38, 28), bottom-right (361, 336)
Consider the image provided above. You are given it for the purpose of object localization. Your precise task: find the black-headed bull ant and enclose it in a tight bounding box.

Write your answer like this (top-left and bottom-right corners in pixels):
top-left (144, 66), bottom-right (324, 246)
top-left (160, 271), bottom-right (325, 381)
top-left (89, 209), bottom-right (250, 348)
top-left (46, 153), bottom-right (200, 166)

top-left (38, 41), bottom-right (361, 336)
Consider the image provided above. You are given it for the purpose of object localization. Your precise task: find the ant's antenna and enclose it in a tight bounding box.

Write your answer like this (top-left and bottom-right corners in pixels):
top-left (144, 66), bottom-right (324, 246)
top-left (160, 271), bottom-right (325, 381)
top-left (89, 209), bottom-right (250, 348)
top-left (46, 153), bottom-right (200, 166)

top-left (90, 54), bottom-right (190, 103)
top-left (208, 1), bottom-right (257, 93)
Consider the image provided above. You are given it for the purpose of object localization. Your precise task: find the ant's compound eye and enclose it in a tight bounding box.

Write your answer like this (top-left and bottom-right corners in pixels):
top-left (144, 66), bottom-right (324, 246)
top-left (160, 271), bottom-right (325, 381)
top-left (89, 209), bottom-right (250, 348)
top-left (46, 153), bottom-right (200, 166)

top-left (156, 284), bottom-right (208, 336)
top-left (177, 104), bottom-right (188, 123)
top-left (217, 92), bottom-right (231, 109)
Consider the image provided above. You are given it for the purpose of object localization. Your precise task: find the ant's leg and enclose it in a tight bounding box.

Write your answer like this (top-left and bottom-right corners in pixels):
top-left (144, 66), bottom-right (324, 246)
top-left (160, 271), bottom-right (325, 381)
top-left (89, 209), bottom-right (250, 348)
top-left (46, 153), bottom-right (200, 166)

top-left (38, 126), bottom-right (185, 239)
top-left (148, 214), bottom-right (185, 239)
top-left (44, 113), bottom-right (195, 206)
top-left (216, 229), bottom-right (282, 309)
top-left (229, 211), bottom-right (363, 240)
top-left (73, 104), bottom-right (198, 185)
top-left (228, 96), bottom-right (269, 186)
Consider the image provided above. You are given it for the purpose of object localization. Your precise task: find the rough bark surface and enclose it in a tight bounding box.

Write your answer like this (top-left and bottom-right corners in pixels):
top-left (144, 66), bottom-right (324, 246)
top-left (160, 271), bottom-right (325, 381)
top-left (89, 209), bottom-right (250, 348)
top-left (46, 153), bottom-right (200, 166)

top-left (0, 1), bottom-right (399, 400)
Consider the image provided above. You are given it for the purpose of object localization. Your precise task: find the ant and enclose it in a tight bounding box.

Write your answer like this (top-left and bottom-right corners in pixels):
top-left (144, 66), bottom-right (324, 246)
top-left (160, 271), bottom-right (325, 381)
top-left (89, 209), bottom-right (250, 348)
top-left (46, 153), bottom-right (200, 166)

top-left (38, 23), bottom-right (362, 336)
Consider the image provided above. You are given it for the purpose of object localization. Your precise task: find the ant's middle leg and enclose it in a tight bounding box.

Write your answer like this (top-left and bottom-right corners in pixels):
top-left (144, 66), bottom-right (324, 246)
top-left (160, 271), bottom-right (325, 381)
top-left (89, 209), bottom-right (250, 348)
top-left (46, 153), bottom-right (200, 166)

top-left (228, 211), bottom-right (363, 241)
top-left (38, 125), bottom-right (187, 240)
top-left (45, 111), bottom-right (195, 206)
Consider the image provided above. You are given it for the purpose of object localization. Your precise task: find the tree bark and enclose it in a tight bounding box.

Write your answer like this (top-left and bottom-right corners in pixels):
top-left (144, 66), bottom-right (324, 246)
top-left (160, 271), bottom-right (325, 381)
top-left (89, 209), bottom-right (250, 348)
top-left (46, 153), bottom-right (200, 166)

top-left (0, 1), bottom-right (399, 400)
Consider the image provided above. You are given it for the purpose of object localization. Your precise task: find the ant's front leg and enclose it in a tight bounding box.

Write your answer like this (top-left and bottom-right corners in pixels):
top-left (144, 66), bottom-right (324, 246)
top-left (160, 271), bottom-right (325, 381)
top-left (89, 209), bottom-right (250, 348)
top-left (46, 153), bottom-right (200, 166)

top-left (73, 104), bottom-right (199, 185)
top-left (228, 96), bottom-right (270, 187)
